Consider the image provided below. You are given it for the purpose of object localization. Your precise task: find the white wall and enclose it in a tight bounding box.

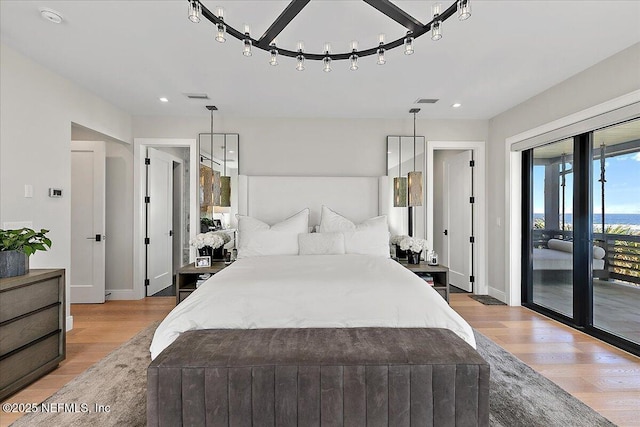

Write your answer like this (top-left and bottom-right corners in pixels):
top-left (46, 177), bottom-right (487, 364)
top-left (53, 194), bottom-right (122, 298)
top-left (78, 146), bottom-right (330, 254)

top-left (134, 116), bottom-right (488, 177)
top-left (487, 42), bottom-right (640, 301)
top-left (0, 44), bottom-right (132, 325)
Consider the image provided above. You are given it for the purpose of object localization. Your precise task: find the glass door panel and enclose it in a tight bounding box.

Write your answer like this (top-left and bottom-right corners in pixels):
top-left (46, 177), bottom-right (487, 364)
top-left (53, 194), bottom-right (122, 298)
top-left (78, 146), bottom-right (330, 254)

top-left (531, 138), bottom-right (575, 317)
top-left (591, 119), bottom-right (640, 344)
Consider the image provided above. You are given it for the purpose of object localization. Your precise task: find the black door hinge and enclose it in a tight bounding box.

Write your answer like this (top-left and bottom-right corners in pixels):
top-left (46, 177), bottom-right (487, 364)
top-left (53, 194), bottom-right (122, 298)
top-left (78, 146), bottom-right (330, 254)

top-left (470, 196), bottom-right (475, 204)
top-left (145, 196), bottom-right (150, 203)
top-left (144, 279), bottom-right (150, 287)
top-left (470, 276), bottom-right (475, 283)
top-left (470, 236), bottom-right (475, 243)
top-left (145, 158), bottom-right (151, 165)
top-left (144, 237), bottom-right (150, 245)
top-left (469, 160), bottom-right (475, 167)
top-left (169, 230), bottom-right (173, 237)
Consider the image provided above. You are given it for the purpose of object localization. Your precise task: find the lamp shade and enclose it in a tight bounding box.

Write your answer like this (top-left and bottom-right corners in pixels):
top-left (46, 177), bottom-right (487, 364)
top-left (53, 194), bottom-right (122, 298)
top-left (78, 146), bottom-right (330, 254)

top-left (408, 171), bottom-right (423, 207)
top-left (393, 176), bottom-right (407, 207)
top-left (220, 175), bottom-right (231, 207)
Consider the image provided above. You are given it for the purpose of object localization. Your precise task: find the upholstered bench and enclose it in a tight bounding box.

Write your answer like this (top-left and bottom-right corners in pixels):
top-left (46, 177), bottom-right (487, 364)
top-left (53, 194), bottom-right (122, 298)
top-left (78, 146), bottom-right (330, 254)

top-left (148, 328), bottom-right (489, 426)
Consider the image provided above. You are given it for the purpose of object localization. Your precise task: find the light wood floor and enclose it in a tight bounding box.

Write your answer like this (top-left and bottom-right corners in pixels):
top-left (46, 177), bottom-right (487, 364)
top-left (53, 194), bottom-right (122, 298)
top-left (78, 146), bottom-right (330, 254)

top-left (2, 295), bottom-right (639, 426)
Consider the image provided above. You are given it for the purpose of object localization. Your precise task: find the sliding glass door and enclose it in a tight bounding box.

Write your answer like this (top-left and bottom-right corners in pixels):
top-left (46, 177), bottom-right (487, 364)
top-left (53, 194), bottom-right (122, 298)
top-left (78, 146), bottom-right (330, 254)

top-left (591, 120), bottom-right (640, 344)
top-left (529, 138), bottom-right (574, 317)
top-left (523, 118), bottom-right (640, 355)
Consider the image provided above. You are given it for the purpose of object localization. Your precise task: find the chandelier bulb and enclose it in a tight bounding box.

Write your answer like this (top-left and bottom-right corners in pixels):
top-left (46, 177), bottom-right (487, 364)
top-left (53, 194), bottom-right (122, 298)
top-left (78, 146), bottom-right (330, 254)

top-left (215, 6), bottom-right (224, 19)
top-left (431, 22), bottom-right (442, 41)
top-left (215, 23), bottom-right (226, 43)
top-left (269, 43), bottom-right (278, 66)
top-left (349, 54), bottom-right (358, 71)
top-left (296, 54), bottom-right (305, 71)
top-left (377, 47), bottom-right (386, 65)
top-left (323, 56), bottom-right (332, 72)
top-left (188, 0), bottom-right (201, 23)
top-left (378, 33), bottom-right (386, 44)
top-left (432, 3), bottom-right (443, 41)
top-left (243, 37), bottom-right (252, 56)
top-left (458, 0), bottom-right (471, 20)
top-left (404, 33), bottom-right (414, 55)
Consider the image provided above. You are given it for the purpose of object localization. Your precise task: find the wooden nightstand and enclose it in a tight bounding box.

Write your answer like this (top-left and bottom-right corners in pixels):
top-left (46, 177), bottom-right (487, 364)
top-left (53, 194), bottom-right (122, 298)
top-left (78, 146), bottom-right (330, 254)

top-left (176, 262), bottom-right (227, 305)
top-left (398, 261), bottom-right (450, 303)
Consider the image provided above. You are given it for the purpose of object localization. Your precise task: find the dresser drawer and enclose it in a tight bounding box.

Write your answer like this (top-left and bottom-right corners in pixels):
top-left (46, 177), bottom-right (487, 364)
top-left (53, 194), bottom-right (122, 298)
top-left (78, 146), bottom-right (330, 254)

top-left (0, 278), bottom-right (60, 323)
top-left (0, 332), bottom-right (61, 391)
top-left (0, 304), bottom-right (60, 356)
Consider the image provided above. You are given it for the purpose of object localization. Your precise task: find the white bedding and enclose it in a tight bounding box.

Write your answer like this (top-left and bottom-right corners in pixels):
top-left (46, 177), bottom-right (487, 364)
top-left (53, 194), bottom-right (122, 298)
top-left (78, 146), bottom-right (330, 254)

top-left (150, 254), bottom-right (476, 359)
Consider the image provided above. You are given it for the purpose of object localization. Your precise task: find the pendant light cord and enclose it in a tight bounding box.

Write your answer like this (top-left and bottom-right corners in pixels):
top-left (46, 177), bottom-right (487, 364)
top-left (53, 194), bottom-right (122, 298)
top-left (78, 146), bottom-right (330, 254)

top-left (413, 113), bottom-right (416, 172)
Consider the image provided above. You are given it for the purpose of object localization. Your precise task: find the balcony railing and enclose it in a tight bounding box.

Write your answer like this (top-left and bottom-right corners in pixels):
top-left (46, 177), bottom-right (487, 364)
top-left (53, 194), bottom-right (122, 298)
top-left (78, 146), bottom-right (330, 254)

top-left (532, 229), bottom-right (640, 285)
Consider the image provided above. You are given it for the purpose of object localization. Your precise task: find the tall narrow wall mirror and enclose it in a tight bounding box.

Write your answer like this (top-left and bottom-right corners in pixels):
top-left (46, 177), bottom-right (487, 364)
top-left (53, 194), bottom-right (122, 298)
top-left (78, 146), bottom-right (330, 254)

top-left (199, 133), bottom-right (239, 231)
top-left (387, 135), bottom-right (426, 238)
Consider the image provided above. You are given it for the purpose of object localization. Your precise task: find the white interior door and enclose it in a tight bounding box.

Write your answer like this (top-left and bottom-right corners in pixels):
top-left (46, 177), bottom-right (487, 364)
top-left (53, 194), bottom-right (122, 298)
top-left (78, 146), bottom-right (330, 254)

top-left (444, 150), bottom-right (473, 292)
top-left (71, 141), bottom-right (106, 303)
top-left (147, 147), bottom-right (174, 296)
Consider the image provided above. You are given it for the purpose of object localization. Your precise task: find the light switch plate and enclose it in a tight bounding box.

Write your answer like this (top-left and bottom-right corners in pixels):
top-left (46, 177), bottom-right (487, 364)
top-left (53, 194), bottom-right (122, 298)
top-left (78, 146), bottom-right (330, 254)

top-left (24, 184), bottom-right (33, 198)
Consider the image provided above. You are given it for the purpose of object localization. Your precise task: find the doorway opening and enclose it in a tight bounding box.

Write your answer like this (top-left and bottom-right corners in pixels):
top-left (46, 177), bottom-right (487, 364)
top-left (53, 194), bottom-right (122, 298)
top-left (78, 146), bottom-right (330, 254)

top-left (134, 138), bottom-right (198, 300)
top-left (145, 147), bottom-right (186, 297)
top-left (426, 140), bottom-right (487, 296)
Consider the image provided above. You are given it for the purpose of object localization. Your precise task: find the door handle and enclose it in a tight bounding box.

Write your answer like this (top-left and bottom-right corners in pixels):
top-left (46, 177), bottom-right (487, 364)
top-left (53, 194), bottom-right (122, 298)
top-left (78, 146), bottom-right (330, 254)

top-left (443, 230), bottom-right (448, 236)
top-left (86, 234), bottom-right (104, 242)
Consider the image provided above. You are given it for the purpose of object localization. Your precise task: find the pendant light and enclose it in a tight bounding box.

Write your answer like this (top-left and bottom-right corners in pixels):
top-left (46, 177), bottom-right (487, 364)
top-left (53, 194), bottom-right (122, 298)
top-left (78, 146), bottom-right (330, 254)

top-left (393, 139), bottom-right (407, 207)
top-left (408, 108), bottom-right (423, 207)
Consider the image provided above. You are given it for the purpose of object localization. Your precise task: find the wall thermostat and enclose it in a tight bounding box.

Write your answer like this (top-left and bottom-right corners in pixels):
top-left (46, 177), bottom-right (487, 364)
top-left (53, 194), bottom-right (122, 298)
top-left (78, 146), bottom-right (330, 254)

top-left (49, 188), bottom-right (63, 198)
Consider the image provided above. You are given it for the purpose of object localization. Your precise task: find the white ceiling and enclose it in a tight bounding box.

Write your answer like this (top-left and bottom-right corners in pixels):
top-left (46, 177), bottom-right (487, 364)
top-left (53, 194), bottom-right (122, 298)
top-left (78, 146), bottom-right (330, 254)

top-left (1, 1), bottom-right (639, 119)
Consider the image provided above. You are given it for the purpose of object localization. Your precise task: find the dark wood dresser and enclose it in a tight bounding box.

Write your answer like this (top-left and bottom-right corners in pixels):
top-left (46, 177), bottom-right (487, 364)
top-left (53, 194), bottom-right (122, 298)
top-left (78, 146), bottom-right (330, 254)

top-left (0, 269), bottom-right (66, 400)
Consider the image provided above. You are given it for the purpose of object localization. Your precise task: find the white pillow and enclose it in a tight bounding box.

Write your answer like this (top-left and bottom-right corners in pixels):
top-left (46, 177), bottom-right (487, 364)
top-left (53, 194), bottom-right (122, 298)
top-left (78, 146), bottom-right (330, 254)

top-left (298, 233), bottom-right (345, 255)
top-left (318, 206), bottom-right (389, 257)
top-left (237, 209), bottom-right (309, 258)
top-left (547, 238), bottom-right (606, 260)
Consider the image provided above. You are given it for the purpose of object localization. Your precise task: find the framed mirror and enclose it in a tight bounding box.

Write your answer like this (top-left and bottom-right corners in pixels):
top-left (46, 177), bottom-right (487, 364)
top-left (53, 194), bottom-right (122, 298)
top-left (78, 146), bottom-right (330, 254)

top-left (198, 133), bottom-right (239, 232)
top-left (386, 135), bottom-right (425, 239)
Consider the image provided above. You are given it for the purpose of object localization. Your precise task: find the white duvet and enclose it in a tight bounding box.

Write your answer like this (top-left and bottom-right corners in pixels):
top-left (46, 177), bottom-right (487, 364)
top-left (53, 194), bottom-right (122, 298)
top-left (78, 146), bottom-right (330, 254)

top-left (150, 254), bottom-right (476, 359)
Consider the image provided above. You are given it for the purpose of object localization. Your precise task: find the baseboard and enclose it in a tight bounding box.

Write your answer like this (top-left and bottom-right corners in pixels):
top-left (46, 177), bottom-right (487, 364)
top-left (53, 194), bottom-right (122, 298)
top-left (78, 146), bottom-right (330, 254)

top-left (488, 287), bottom-right (507, 304)
top-left (106, 289), bottom-right (139, 300)
top-left (66, 315), bottom-right (73, 331)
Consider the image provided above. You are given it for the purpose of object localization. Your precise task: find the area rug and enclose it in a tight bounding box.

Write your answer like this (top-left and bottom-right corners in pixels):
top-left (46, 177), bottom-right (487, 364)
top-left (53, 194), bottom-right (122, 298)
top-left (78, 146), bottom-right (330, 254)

top-left (10, 325), bottom-right (614, 426)
top-left (470, 294), bottom-right (507, 305)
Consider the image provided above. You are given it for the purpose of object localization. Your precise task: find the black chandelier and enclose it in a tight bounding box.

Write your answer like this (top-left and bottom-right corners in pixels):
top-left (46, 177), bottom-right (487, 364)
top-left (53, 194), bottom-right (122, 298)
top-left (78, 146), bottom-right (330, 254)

top-left (186, 0), bottom-right (471, 71)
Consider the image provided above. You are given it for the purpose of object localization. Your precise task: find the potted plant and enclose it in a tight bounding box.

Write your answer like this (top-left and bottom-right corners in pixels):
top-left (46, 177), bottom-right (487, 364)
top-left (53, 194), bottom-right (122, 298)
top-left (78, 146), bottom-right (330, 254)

top-left (0, 228), bottom-right (52, 278)
top-left (390, 235), bottom-right (409, 259)
top-left (189, 231), bottom-right (230, 261)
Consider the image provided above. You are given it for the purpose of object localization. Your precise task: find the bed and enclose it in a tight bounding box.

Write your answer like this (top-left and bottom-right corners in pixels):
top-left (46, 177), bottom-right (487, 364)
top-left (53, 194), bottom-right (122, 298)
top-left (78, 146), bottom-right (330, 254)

top-left (148, 176), bottom-right (488, 426)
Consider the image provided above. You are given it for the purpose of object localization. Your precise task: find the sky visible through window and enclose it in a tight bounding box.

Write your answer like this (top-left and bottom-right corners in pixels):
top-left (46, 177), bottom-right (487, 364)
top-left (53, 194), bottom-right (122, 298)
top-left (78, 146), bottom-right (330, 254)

top-left (533, 152), bottom-right (640, 217)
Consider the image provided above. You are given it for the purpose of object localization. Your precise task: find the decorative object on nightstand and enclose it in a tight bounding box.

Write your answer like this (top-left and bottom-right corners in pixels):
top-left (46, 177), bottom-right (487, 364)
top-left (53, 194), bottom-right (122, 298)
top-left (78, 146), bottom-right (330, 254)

top-left (176, 262), bottom-right (227, 304)
top-left (427, 250), bottom-right (439, 266)
top-left (398, 236), bottom-right (427, 265)
top-left (390, 235), bottom-right (409, 259)
top-left (0, 228), bottom-right (51, 278)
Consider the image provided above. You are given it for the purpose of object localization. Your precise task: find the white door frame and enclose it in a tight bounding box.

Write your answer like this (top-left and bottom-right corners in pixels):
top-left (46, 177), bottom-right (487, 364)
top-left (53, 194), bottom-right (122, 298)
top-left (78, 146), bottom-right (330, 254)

top-left (134, 138), bottom-right (197, 299)
top-left (426, 140), bottom-right (487, 295)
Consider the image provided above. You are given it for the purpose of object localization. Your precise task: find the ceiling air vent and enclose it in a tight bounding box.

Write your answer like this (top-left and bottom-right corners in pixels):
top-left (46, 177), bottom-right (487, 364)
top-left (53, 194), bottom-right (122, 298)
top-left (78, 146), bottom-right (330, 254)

top-left (415, 98), bottom-right (439, 104)
top-left (184, 93), bottom-right (209, 100)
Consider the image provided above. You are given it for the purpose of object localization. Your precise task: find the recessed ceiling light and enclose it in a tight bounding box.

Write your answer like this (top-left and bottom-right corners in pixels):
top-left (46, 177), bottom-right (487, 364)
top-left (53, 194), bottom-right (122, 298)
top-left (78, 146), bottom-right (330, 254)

top-left (452, 103), bottom-right (462, 108)
top-left (40, 8), bottom-right (63, 24)
top-left (159, 97), bottom-right (169, 103)
top-left (228, 150), bottom-right (235, 153)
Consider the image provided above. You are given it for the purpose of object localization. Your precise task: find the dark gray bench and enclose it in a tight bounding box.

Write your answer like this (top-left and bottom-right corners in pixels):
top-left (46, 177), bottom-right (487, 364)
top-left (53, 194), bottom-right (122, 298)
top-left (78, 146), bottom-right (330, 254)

top-left (148, 328), bottom-right (489, 426)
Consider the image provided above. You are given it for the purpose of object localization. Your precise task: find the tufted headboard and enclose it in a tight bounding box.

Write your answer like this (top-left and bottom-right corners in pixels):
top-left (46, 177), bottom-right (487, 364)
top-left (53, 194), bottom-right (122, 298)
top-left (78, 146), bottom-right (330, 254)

top-left (238, 175), bottom-right (389, 227)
